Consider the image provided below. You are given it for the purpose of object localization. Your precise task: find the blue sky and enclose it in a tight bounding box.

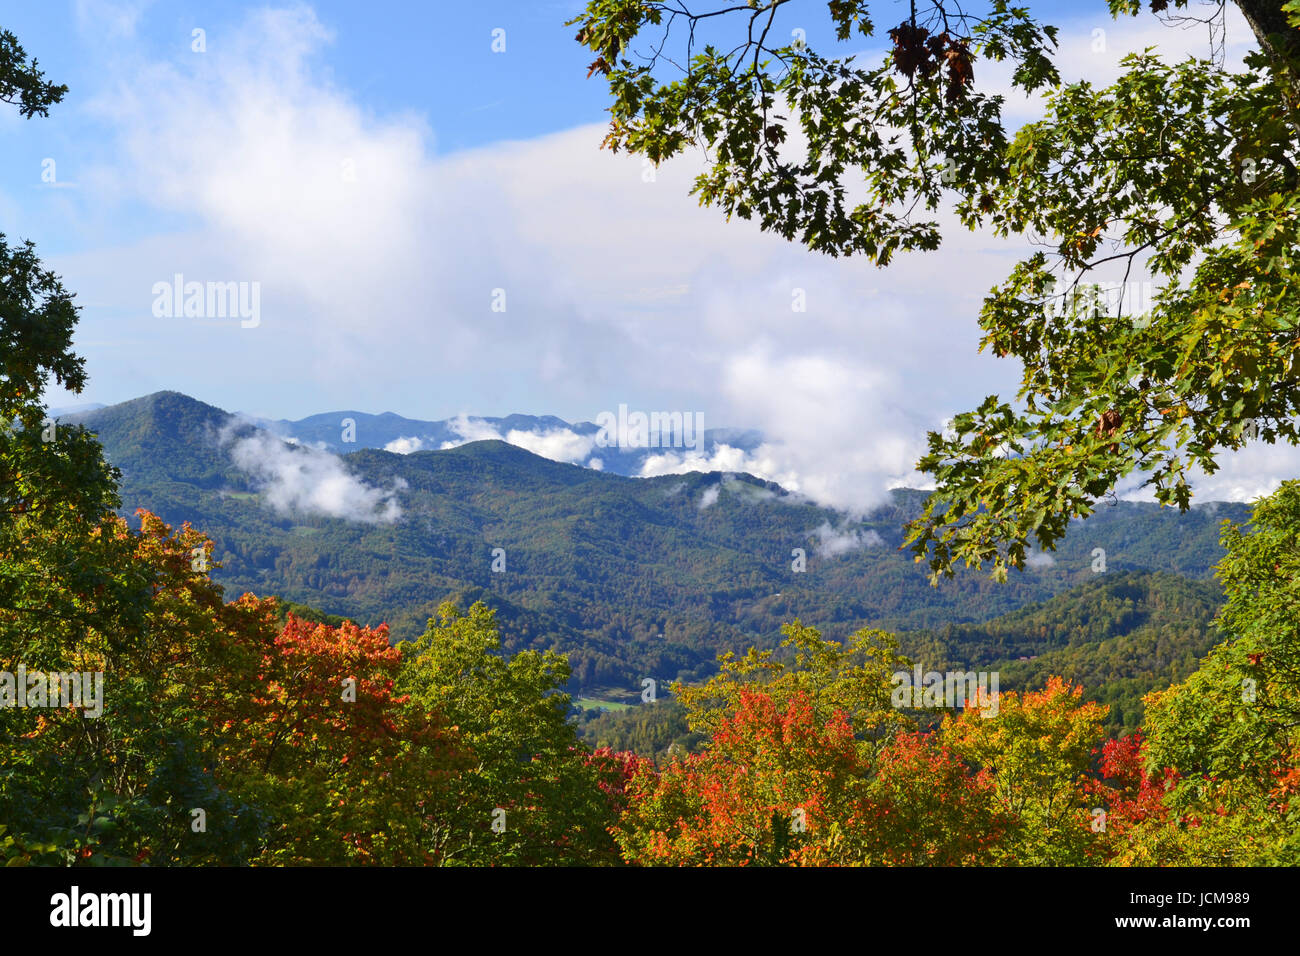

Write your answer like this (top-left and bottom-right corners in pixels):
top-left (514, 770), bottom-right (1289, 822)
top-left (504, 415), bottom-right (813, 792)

top-left (0, 1), bottom-right (1105, 162)
top-left (4, 0), bottom-right (1287, 510)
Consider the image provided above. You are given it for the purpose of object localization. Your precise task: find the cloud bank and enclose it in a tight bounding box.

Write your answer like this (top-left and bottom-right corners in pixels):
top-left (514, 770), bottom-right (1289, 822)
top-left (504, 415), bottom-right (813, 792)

top-left (225, 427), bottom-right (404, 523)
top-left (434, 414), bottom-right (598, 466)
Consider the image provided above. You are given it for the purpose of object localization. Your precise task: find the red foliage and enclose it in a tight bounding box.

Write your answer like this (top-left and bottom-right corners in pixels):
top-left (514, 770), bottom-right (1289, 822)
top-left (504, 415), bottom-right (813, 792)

top-left (585, 745), bottom-right (654, 815)
top-left (1090, 731), bottom-right (1179, 831)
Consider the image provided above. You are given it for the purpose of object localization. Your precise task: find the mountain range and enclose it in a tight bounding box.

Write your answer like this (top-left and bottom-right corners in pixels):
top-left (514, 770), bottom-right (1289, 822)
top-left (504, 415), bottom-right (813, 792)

top-left (234, 404), bottom-right (764, 477)
top-left (59, 391), bottom-right (1247, 721)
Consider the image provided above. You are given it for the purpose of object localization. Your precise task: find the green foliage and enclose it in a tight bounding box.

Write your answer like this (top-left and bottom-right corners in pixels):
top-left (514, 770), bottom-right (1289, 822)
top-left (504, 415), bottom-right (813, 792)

top-left (674, 618), bottom-right (913, 754)
top-left (568, 0), bottom-right (1058, 262)
top-left (0, 514), bottom-right (274, 866)
top-left (397, 602), bottom-right (623, 864)
top-left (943, 677), bottom-right (1110, 865)
top-left (0, 29), bottom-right (66, 118)
top-left (0, 236), bottom-right (129, 663)
top-left (907, 571), bottom-right (1223, 735)
top-left (906, 43), bottom-right (1300, 582)
top-left (576, 697), bottom-right (700, 761)
top-left (1140, 483), bottom-right (1300, 864)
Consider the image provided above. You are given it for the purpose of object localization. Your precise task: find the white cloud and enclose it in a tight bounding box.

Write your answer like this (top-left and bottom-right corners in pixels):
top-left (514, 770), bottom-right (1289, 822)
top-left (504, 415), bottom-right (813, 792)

top-left (640, 443), bottom-right (795, 484)
top-left (439, 415), bottom-right (504, 448)
top-left (437, 414), bottom-right (594, 464)
top-left (698, 485), bottom-right (720, 510)
top-left (812, 521), bottom-right (885, 558)
top-left (1117, 440), bottom-right (1300, 506)
top-left (1026, 550), bottom-right (1057, 570)
top-left (225, 426), bottom-right (404, 523)
top-left (384, 436), bottom-right (426, 454)
top-left (503, 426), bottom-right (595, 463)
top-left (718, 347), bottom-right (928, 513)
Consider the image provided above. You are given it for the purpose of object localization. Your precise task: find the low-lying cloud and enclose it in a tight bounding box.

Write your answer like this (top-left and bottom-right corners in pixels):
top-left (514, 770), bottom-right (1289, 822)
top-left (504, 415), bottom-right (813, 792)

top-left (812, 521), bottom-right (885, 558)
top-left (640, 443), bottom-right (801, 488)
top-left (1025, 550), bottom-right (1057, 570)
top-left (225, 426), bottom-right (405, 523)
top-left (384, 436), bottom-right (426, 454)
top-left (437, 414), bottom-right (597, 465)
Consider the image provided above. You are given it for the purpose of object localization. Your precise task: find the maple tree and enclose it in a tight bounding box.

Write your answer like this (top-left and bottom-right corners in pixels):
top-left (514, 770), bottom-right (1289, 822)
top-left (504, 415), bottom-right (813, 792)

top-left (614, 687), bottom-right (870, 865)
top-left (942, 676), bottom-right (1110, 864)
top-left (209, 612), bottom-right (464, 865)
top-left (858, 731), bottom-right (1012, 865)
top-left (1084, 732), bottom-right (1187, 865)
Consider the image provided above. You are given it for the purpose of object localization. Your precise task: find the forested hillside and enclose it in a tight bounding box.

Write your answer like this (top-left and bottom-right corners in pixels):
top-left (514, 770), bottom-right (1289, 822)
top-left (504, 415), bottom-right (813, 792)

top-left (67, 391), bottom-right (1247, 694)
top-left (581, 570), bottom-right (1222, 754)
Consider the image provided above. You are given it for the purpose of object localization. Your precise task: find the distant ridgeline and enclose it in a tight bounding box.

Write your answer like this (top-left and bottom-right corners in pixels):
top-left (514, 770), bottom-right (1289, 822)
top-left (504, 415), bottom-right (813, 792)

top-left (63, 392), bottom-right (1244, 736)
top-left (230, 398), bottom-right (761, 475)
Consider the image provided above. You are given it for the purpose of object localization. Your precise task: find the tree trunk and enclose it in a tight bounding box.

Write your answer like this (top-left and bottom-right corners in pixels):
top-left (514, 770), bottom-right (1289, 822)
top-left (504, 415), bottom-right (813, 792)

top-left (1235, 0), bottom-right (1300, 81)
top-left (1234, 0), bottom-right (1300, 132)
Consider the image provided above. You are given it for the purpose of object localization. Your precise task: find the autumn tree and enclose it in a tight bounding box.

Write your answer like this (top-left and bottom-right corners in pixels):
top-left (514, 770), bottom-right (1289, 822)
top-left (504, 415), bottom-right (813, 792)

top-left (1, 514), bottom-right (271, 864)
top-left (614, 621), bottom-right (1017, 865)
top-left (858, 730), bottom-right (1012, 864)
top-left (613, 687), bottom-right (872, 865)
top-left (1085, 732), bottom-right (1188, 865)
top-left (943, 676), bottom-right (1110, 864)
top-left (571, 0), bottom-right (1300, 579)
top-left (673, 618), bottom-right (913, 755)
top-left (210, 612), bottom-right (464, 865)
